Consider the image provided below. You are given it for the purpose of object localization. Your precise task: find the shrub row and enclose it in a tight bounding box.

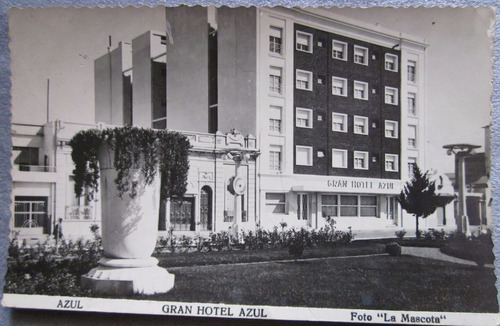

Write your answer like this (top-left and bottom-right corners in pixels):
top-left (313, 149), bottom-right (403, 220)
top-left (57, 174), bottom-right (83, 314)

top-left (156, 225), bottom-right (354, 254)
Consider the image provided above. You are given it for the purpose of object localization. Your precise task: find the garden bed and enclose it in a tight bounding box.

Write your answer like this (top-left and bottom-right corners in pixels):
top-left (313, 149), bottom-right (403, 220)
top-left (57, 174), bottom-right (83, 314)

top-left (155, 242), bottom-right (387, 268)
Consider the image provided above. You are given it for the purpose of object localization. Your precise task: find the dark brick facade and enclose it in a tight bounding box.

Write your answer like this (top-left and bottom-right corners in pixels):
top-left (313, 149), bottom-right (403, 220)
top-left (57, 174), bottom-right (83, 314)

top-left (293, 23), bottom-right (401, 179)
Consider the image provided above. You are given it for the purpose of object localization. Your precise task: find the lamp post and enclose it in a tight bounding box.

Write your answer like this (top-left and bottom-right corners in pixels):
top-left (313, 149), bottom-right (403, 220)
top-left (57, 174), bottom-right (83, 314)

top-left (443, 143), bottom-right (480, 235)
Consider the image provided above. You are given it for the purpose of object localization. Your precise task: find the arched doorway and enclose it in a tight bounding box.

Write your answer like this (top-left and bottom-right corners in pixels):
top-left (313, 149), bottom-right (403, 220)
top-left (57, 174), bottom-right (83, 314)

top-left (200, 186), bottom-right (213, 231)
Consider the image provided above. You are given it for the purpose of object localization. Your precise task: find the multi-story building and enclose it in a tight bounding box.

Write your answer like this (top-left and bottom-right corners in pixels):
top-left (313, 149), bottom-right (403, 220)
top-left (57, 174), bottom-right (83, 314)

top-left (10, 6), bottom-right (456, 241)
top-left (255, 7), bottom-right (453, 237)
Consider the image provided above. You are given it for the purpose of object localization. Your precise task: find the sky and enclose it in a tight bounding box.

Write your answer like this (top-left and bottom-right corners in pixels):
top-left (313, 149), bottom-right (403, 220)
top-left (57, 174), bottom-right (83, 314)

top-left (8, 6), bottom-right (494, 173)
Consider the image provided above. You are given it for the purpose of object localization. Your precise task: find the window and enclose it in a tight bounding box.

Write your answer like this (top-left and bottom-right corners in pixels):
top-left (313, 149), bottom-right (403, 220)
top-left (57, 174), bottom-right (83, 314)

top-left (269, 145), bottom-right (282, 173)
top-left (318, 75), bottom-right (326, 85)
top-left (332, 77), bottom-right (347, 96)
top-left (354, 46), bottom-right (368, 65)
top-left (14, 196), bottom-right (48, 228)
top-left (332, 149), bottom-right (348, 168)
top-left (265, 193), bottom-right (286, 214)
top-left (296, 31), bottom-right (312, 53)
top-left (269, 66), bottom-right (283, 94)
top-left (322, 195), bottom-right (378, 217)
top-left (296, 70), bottom-right (313, 91)
top-left (269, 105), bottom-right (282, 133)
top-left (340, 195), bottom-right (358, 216)
top-left (332, 113), bottom-right (348, 132)
top-left (408, 157), bottom-right (417, 178)
top-left (385, 154), bottom-right (399, 172)
top-left (296, 108), bottom-right (313, 128)
top-left (353, 116), bottom-right (369, 135)
top-left (354, 151), bottom-right (369, 170)
top-left (385, 120), bottom-right (398, 138)
top-left (385, 53), bottom-right (398, 72)
top-left (296, 146), bottom-right (313, 166)
top-left (408, 125), bottom-right (417, 148)
top-left (297, 194), bottom-right (308, 220)
top-left (269, 26), bottom-right (282, 54)
top-left (360, 196), bottom-right (378, 216)
top-left (407, 60), bottom-right (416, 82)
top-left (332, 40), bottom-right (347, 60)
top-left (408, 92), bottom-right (417, 116)
top-left (321, 195), bottom-right (338, 217)
top-left (354, 81), bottom-right (368, 100)
top-left (385, 87), bottom-right (399, 105)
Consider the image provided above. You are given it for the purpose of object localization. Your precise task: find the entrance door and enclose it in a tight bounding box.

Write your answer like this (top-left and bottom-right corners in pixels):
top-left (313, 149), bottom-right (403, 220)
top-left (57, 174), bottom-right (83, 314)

top-left (297, 193), bottom-right (309, 224)
top-left (170, 197), bottom-right (195, 231)
top-left (386, 196), bottom-right (398, 225)
top-left (200, 186), bottom-right (212, 231)
top-left (14, 196), bottom-right (49, 234)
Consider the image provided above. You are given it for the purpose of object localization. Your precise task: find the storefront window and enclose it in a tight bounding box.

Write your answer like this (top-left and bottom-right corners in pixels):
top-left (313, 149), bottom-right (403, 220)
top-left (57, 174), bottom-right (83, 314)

top-left (360, 196), bottom-right (377, 216)
top-left (321, 195), bottom-right (338, 217)
top-left (340, 195), bottom-right (358, 216)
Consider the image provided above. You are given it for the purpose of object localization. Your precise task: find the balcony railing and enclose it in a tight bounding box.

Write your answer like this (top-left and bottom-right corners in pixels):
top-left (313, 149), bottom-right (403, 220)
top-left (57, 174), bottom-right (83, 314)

top-left (65, 206), bottom-right (93, 220)
top-left (16, 165), bottom-right (56, 172)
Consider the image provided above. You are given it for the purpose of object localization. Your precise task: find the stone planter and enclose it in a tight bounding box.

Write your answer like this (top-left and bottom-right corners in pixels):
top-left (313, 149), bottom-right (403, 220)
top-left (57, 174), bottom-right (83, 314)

top-left (82, 143), bottom-right (175, 295)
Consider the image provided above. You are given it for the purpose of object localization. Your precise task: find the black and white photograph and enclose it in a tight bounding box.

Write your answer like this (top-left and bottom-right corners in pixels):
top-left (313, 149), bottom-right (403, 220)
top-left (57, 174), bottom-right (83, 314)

top-left (1, 4), bottom-right (499, 325)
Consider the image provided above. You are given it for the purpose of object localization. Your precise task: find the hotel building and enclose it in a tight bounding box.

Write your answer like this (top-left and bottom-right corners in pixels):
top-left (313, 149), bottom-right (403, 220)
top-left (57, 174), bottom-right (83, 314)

top-left (10, 6), bottom-right (456, 242)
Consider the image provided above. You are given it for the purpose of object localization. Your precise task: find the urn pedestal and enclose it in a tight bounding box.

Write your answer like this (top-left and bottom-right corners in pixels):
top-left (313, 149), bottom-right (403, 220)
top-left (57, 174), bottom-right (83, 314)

top-left (81, 144), bottom-right (174, 295)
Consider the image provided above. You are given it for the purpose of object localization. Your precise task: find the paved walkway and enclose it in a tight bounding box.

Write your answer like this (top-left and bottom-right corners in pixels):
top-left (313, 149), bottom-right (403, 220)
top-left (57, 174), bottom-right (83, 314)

top-left (401, 246), bottom-right (493, 268)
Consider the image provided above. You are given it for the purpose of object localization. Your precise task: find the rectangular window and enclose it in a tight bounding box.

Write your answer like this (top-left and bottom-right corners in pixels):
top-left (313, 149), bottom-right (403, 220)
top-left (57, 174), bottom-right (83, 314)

top-left (332, 113), bottom-right (348, 132)
top-left (265, 193), bottom-right (286, 214)
top-left (14, 197), bottom-right (47, 228)
top-left (321, 195), bottom-right (338, 217)
top-left (385, 87), bottom-right (399, 105)
top-left (269, 145), bottom-right (282, 173)
top-left (296, 146), bottom-right (313, 166)
top-left (408, 125), bottom-right (417, 148)
top-left (296, 70), bottom-right (313, 91)
top-left (407, 60), bottom-right (416, 82)
top-left (408, 92), bottom-right (417, 116)
top-left (385, 53), bottom-right (398, 72)
top-left (296, 108), bottom-right (313, 128)
top-left (269, 66), bottom-right (282, 94)
top-left (297, 194), bottom-right (308, 220)
top-left (354, 151), bottom-right (369, 170)
top-left (332, 149), bottom-right (348, 168)
top-left (385, 120), bottom-right (398, 138)
top-left (354, 46), bottom-right (368, 65)
top-left (353, 116), bottom-right (369, 135)
top-left (296, 31), bottom-right (312, 53)
top-left (332, 40), bottom-right (347, 60)
top-left (408, 157), bottom-right (417, 178)
top-left (328, 195), bottom-right (379, 217)
top-left (354, 81), bottom-right (368, 100)
top-left (269, 105), bottom-right (282, 133)
top-left (269, 26), bottom-right (282, 54)
top-left (340, 195), bottom-right (358, 216)
top-left (385, 154), bottom-right (399, 172)
top-left (360, 196), bottom-right (378, 216)
top-left (332, 77), bottom-right (347, 96)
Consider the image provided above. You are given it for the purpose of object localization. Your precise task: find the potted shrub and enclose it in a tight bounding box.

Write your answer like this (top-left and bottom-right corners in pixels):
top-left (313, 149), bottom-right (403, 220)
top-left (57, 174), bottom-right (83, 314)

top-left (68, 126), bottom-right (190, 294)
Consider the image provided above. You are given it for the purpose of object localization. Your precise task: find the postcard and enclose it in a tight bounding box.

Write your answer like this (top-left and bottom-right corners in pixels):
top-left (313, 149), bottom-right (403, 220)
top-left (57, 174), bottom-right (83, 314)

top-left (2, 4), bottom-right (499, 325)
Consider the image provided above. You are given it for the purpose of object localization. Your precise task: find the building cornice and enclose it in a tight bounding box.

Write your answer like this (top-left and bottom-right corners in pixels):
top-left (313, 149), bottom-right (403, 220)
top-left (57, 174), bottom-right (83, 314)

top-left (261, 7), bottom-right (428, 50)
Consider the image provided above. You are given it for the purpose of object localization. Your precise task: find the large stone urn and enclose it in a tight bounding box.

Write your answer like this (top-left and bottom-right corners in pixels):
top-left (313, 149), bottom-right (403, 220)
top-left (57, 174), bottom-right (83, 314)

top-left (81, 143), bottom-right (175, 295)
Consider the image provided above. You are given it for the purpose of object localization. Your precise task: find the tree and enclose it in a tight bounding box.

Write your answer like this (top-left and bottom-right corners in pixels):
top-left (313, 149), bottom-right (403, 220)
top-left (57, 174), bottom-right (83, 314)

top-left (397, 164), bottom-right (453, 239)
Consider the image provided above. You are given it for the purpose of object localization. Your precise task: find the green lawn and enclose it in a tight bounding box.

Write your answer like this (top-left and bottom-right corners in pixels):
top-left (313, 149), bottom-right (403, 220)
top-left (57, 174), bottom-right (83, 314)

top-left (133, 255), bottom-right (497, 313)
